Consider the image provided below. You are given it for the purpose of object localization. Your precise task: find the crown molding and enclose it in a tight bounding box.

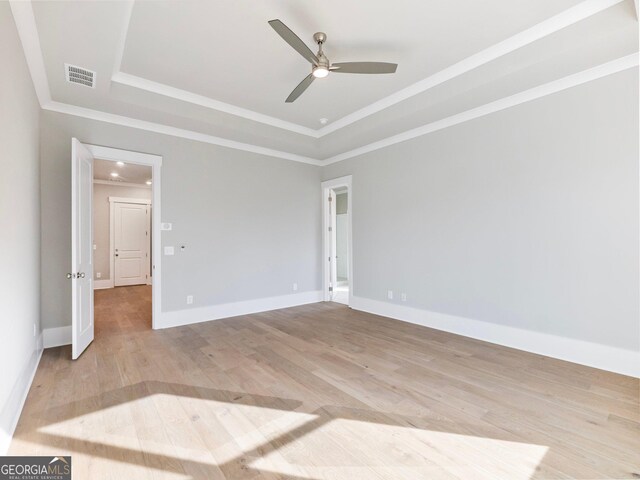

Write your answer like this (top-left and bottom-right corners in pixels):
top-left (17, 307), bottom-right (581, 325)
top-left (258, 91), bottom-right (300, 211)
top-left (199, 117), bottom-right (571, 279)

top-left (109, 0), bottom-right (624, 138)
top-left (316, 0), bottom-right (625, 136)
top-left (323, 54), bottom-right (639, 164)
top-left (40, 56), bottom-right (637, 167)
top-left (11, 0), bottom-right (636, 167)
top-left (111, 72), bottom-right (321, 137)
top-left (41, 101), bottom-right (322, 166)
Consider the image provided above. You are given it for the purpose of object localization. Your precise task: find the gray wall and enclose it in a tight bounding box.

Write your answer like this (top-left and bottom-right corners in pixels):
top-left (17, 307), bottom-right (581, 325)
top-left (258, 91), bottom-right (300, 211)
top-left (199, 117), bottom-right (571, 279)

top-left (93, 183), bottom-right (151, 281)
top-left (323, 69), bottom-right (639, 351)
top-left (40, 112), bottom-right (322, 328)
top-left (0, 3), bottom-right (41, 448)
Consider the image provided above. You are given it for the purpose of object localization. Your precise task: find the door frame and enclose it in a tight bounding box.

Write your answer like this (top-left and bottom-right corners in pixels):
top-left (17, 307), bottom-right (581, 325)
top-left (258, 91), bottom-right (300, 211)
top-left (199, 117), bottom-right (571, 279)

top-left (109, 197), bottom-right (152, 288)
top-left (85, 144), bottom-right (162, 329)
top-left (321, 175), bottom-right (353, 305)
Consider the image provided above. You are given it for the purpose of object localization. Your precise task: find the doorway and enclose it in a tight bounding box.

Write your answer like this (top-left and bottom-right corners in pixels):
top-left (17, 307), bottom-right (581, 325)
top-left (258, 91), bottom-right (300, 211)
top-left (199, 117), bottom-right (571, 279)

top-left (71, 139), bottom-right (162, 359)
top-left (321, 176), bottom-right (352, 306)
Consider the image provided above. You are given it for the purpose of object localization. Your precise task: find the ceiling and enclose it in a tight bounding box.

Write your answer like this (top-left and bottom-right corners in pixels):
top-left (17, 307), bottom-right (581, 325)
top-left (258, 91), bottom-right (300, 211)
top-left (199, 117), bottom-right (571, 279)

top-left (23, 0), bottom-right (640, 163)
top-left (93, 159), bottom-right (151, 185)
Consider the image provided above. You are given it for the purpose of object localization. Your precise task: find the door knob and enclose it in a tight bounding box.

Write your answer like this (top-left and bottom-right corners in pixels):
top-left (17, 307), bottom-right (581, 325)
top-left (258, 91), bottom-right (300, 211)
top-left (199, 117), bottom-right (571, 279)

top-left (77, 272), bottom-right (85, 278)
top-left (66, 273), bottom-right (76, 279)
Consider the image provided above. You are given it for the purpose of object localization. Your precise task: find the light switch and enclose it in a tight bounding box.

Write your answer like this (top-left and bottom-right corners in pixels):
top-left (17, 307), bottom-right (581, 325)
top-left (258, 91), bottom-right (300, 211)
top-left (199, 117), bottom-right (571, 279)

top-left (164, 246), bottom-right (174, 256)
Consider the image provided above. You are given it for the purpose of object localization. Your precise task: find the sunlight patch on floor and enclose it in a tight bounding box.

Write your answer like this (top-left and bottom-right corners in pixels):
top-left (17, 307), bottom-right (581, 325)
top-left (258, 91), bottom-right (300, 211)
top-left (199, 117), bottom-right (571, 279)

top-left (250, 418), bottom-right (549, 480)
top-left (36, 393), bottom-right (319, 475)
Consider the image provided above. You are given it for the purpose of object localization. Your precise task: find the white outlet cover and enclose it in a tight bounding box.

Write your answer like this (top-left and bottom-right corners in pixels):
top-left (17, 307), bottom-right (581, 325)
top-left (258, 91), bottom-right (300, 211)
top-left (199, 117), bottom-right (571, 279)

top-left (164, 246), bottom-right (175, 255)
top-left (186, 295), bottom-right (194, 304)
top-left (387, 290), bottom-right (394, 300)
top-left (96, 272), bottom-right (101, 279)
top-left (293, 283), bottom-right (298, 291)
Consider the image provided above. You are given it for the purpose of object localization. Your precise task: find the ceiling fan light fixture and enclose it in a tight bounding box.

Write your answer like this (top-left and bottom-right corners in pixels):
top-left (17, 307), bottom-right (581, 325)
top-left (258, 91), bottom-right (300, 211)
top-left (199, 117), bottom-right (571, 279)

top-left (312, 66), bottom-right (329, 78)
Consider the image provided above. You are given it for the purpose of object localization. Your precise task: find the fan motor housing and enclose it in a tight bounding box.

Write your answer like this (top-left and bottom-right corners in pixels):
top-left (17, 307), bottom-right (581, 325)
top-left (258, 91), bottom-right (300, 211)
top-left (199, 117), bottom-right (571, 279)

top-left (313, 32), bottom-right (327, 44)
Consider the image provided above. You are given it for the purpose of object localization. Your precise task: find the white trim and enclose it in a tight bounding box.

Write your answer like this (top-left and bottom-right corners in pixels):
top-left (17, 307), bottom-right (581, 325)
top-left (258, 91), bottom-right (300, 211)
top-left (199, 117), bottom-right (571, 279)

top-left (109, 196), bottom-right (151, 205)
top-left (86, 143), bottom-right (162, 165)
top-left (321, 176), bottom-right (353, 305)
top-left (93, 179), bottom-right (151, 189)
top-left (8, 1), bottom-right (51, 106)
top-left (93, 279), bottom-right (113, 290)
top-left (85, 144), bottom-right (162, 329)
top-left (106, 0), bottom-right (622, 138)
top-left (43, 56), bottom-right (636, 168)
top-left (317, 0), bottom-right (624, 136)
top-left (109, 197), bottom-right (152, 287)
top-left (43, 325), bottom-right (72, 348)
top-left (43, 101), bottom-right (321, 166)
top-left (350, 296), bottom-right (640, 378)
top-left (158, 290), bottom-right (323, 329)
top-left (324, 54), bottom-right (639, 164)
top-left (0, 347), bottom-right (42, 455)
top-left (112, 72), bottom-right (321, 138)
top-left (11, 0), bottom-right (630, 160)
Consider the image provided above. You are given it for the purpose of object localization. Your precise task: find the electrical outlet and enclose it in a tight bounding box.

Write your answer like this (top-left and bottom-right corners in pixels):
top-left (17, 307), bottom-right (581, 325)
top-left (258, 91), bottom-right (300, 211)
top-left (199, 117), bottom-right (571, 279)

top-left (401, 293), bottom-right (407, 302)
top-left (387, 290), bottom-right (394, 300)
top-left (293, 283), bottom-right (298, 291)
top-left (164, 246), bottom-right (175, 256)
top-left (96, 272), bottom-right (101, 279)
top-left (186, 295), bottom-right (194, 305)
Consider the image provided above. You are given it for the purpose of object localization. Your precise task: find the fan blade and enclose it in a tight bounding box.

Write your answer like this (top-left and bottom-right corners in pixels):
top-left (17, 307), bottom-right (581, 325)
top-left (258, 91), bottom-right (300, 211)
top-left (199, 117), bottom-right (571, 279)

top-left (330, 62), bottom-right (397, 74)
top-left (286, 74), bottom-right (315, 103)
top-left (268, 19), bottom-right (318, 65)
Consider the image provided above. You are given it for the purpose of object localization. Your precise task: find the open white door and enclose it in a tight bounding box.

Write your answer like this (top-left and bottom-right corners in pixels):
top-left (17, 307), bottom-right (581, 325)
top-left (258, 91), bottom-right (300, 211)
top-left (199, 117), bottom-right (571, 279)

top-left (71, 138), bottom-right (94, 359)
top-left (329, 190), bottom-right (337, 300)
top-left (114, 202), bottom-right (150, 286)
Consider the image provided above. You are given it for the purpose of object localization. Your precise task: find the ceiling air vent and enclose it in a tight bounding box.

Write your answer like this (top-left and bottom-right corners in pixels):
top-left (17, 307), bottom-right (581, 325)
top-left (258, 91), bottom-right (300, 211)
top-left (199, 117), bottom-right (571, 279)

top-left (65, 64), bottom-right (95, 88)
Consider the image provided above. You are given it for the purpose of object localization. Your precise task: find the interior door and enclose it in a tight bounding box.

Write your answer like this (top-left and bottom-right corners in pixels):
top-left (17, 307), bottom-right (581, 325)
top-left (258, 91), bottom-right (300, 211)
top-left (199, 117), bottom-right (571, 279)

top-left (114, 202), bottom-right (149, 286)
top-left (71, 138), bottom-right (94, 359)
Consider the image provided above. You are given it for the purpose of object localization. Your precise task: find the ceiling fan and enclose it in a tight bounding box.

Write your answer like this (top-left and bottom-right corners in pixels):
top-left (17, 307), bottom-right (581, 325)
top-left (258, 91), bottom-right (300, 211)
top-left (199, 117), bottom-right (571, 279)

top-left (268, 19), bottom-right (398, 103)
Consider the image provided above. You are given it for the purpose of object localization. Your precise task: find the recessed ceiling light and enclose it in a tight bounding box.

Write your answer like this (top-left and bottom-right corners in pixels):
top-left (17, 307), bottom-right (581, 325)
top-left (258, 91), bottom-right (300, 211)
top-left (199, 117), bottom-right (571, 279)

top-left (110, 172), bottom-right (118, 177)
top-left (116, 161), bottom-right (125, 166)
top-left (146, 180), bottom-right (152, 185)
top-left (319, 118), bottom-right (328, 125)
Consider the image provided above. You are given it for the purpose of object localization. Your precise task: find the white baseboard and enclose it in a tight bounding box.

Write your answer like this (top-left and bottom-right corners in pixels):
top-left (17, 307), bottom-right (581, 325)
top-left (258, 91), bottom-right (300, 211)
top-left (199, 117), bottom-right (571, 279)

top-left (350, 296), bottom-right (640, 378)
top-left (158, 290), bottom-right (324, 329)
top-left (43, 325), bottom-right (72, 348)
top-left (0, 346), bottom-right (43, 455)
top-left (93, 279), bottom-right (113, 290)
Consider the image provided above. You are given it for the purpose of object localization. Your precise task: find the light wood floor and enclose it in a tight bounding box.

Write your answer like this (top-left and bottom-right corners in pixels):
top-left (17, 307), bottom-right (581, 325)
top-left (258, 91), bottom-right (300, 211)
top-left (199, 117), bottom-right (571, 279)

top-left (10, 287), bottom-right (640, 479)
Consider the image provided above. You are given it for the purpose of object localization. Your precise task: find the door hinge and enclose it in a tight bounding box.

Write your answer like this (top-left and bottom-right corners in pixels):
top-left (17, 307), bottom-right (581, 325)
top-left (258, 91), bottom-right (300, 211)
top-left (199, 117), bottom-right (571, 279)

top-left (328, 226), bottom-right (332, 232)
top-left (328, 256), bottom-right (331, 261)
top-left (328, 196), bottom-right (332, 202)
top-left (329, 286), bottom-right (333, 292)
